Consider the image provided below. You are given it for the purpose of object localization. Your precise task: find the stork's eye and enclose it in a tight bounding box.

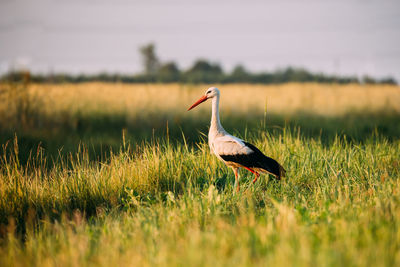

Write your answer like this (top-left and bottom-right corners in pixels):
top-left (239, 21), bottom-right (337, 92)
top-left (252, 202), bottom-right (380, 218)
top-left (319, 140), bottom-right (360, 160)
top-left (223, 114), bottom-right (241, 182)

top-left (206, 91), bottom-right (211, 94)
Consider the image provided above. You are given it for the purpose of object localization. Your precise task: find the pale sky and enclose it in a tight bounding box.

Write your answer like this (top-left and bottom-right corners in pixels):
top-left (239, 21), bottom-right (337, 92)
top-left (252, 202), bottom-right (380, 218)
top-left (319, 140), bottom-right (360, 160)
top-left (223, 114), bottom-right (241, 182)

top-left (0, 0), bottom-right (399, 80)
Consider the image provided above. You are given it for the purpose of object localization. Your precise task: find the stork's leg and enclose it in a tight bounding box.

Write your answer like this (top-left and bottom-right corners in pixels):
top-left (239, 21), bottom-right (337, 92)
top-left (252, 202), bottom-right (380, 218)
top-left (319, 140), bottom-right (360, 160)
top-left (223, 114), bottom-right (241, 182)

top-left (232, 167), bottom-right (240, 193)
top-left (243, 166), bottom-right (256, 174)
top-left (252, 172), bottom-right (260, 184)
top-left (242, 166), bottom-right (260, 184)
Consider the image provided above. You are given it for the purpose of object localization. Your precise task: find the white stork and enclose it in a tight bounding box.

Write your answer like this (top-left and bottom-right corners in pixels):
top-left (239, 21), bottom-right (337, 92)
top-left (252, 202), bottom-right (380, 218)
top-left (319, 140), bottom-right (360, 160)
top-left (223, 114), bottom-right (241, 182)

top-left (188, 87), bottom-right (285, 193)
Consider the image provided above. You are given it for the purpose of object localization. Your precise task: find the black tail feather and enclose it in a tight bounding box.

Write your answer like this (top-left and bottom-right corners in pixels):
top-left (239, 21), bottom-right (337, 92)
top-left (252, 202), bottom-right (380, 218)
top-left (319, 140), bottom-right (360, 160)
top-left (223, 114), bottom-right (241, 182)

top-left (243, 142), bottom-right (285, 180)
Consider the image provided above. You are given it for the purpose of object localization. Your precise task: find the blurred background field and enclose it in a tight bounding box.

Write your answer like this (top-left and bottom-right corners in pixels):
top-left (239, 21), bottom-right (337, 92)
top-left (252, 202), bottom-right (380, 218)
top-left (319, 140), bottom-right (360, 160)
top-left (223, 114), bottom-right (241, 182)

top-left (1, 82), bottom-right (399, 163)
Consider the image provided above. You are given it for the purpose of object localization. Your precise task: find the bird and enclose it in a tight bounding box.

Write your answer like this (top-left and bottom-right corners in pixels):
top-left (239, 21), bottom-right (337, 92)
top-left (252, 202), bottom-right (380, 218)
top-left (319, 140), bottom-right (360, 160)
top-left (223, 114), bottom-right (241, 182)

top-left (187, 87), bottom-right (285, 193)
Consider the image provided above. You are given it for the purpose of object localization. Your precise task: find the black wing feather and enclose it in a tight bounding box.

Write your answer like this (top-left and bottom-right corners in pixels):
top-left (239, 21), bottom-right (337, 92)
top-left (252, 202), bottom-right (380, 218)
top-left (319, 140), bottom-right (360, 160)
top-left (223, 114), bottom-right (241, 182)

top-left (219, 141), bottom-right (285, 179)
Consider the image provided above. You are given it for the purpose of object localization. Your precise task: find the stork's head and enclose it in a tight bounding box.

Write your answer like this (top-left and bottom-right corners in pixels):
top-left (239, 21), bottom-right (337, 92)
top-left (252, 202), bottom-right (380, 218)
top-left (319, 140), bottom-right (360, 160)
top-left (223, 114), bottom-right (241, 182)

top-left (187, 87), bottom-right (220, 111)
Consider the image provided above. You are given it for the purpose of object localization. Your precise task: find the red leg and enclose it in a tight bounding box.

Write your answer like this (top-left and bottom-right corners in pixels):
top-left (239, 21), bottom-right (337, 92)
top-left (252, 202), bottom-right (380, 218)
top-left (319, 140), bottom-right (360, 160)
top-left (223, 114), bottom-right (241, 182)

top-left (233, 168), bottom-right (240, 193)
top-left (243, 166), bottom-right (256, 174)
top-left (252, 172), bottom-right (260, 184)
top-left (243, 166), bottom-right (260, 184)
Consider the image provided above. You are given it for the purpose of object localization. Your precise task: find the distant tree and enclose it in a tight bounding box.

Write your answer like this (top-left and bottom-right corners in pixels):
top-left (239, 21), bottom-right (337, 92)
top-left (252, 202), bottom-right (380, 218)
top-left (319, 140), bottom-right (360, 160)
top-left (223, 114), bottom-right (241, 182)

top-left (379, 77), bottom-right (397, 85)
top-left (2, 46), bottom-right (396, 85)
top-left (229, 65), bottom-right (250, 82)
top-left (158, 62), bottom-right (180, 82)
top-left (362, 75), bottom-right (377, 84)
top-left (184, 59), bottom-right (224, 83)
top-left (188, 60), bottom-right (221, 73)
top-left (140, 43), bottom-right (160, 75)
top-left (231, 65), bottom-right (247, 75)
top-left (283, 67), bottom-right (313, 82)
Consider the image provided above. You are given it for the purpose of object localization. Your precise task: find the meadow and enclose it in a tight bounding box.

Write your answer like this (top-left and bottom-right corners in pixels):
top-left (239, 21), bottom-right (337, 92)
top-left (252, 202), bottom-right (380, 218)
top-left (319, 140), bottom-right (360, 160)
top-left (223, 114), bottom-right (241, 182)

top-left (0, 82), bottom-right (399, 266)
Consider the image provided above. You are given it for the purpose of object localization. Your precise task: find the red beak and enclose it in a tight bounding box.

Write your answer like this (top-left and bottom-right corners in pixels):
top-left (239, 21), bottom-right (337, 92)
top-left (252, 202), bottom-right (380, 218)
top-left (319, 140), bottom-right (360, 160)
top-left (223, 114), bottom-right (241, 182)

top-left (187, 95), bottom-right (208, 111)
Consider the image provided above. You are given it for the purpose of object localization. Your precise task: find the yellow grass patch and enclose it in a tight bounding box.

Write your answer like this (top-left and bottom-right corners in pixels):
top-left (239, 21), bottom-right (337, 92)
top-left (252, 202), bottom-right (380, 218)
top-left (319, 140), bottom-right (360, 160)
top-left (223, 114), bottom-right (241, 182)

top-left (19, 83), bottom-right (400, 116)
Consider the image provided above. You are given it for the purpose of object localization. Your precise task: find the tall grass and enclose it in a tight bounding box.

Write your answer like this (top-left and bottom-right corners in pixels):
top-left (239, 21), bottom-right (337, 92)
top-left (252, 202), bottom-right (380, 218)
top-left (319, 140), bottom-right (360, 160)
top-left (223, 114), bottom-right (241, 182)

top-left (1, 130), bottom-right (400, 266)
top-left (0, 82), bottom-right (399, 266)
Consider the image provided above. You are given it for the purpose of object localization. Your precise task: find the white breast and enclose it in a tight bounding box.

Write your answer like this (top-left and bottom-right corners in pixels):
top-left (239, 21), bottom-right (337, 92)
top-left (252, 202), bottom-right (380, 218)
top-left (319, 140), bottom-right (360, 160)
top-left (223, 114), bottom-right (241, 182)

top-left (210, 134), bottom-right (253, 157)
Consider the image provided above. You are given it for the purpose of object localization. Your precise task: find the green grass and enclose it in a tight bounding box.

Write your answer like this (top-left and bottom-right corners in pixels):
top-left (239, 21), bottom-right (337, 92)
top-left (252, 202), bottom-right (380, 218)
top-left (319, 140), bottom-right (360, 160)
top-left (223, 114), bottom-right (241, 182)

top-left (1, 128), bottom-right (399, 266)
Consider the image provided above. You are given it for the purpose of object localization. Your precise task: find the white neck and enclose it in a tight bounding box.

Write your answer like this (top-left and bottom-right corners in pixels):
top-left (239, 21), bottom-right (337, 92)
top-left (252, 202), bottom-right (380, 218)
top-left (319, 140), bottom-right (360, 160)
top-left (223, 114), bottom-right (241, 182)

top-left (210, 95), bottom-right (225, 133)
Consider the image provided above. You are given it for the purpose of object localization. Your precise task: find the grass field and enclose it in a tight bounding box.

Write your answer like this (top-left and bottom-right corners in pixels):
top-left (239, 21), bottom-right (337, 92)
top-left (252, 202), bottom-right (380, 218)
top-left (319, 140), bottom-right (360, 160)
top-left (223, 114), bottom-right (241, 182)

top-left (0, 82), bottom-right (400, 266)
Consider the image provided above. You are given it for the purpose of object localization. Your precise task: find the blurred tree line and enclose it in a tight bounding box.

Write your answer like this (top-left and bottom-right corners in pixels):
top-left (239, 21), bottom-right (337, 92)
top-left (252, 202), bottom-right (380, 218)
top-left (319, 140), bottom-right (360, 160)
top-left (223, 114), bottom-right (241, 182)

top-left (1, 43), bottom-right (397, 85)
